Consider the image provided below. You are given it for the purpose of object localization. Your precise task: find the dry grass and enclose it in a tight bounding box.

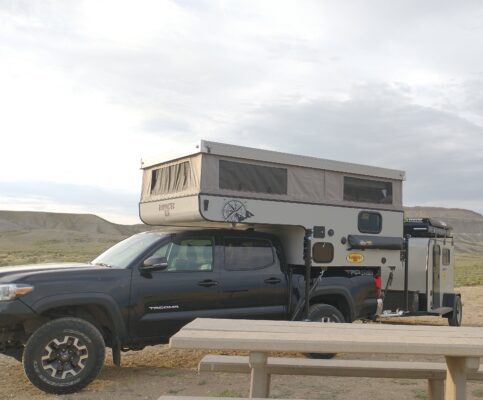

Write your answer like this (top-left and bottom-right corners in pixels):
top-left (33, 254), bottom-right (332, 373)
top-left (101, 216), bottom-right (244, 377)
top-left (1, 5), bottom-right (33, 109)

top-left (0, 232), bottom-right (123, 266)
top-left (455, 253), bottom-right (483, 286)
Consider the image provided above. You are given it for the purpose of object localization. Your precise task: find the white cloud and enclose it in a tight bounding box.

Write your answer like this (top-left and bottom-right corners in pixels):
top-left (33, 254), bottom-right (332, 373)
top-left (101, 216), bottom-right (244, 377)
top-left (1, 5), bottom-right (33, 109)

top-left (0, 0), bottom-right (482, 221)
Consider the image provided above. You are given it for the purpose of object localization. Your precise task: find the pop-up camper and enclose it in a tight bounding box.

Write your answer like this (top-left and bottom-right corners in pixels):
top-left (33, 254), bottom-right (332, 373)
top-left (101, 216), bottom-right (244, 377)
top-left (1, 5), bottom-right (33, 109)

top-left (139, 140), bottom-right (461, 324)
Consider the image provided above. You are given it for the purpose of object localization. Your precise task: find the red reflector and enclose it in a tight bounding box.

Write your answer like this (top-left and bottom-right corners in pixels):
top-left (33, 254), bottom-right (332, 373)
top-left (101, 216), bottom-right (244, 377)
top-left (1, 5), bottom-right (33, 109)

top-left (374, 275), bottom-right (382, 290)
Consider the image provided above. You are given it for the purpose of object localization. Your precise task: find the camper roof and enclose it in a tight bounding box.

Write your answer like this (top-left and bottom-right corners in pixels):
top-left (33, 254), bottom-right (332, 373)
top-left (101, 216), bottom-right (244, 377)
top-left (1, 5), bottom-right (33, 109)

top-left (141, 140), bottom-right (406, 181)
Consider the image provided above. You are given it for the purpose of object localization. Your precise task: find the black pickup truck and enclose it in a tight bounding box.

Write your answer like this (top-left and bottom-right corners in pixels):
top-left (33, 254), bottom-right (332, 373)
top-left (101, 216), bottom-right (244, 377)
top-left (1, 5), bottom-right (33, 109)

top-left (0, 229), bottom-right (378, 394)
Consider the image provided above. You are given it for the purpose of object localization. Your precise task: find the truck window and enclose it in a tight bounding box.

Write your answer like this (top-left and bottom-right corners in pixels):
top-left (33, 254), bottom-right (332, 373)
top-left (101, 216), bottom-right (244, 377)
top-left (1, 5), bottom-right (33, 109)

top-left (358, 211), bottom-right (382, 234)
top-left (344, 177), bottom-right (393, 204)
top-left (224, 237), bottom-right (275, 270)
top-left (165, 238), bottom-right (214, 272)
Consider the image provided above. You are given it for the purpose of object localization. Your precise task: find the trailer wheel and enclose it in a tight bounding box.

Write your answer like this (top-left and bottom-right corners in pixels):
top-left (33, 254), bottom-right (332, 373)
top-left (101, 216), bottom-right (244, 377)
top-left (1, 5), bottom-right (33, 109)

top-left (447, 296), bottom-right (462, 327)
top-left (305, 304), bottom-right (345, 359)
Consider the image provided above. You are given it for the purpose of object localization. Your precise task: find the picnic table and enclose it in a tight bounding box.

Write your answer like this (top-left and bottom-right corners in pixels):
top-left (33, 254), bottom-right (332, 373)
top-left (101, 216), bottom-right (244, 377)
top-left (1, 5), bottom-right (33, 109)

top-left (169, 318), bottom-right (483, 400)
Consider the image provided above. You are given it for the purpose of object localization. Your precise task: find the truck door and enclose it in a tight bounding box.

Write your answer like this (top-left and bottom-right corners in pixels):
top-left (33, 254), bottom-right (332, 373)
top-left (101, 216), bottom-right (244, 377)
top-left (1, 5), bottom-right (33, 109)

top-left (129, 234), bottom-right (221, 340)
top-left (432, 244), bottom-right (441, 309)
top-left (218, 235), bottom-right (287, 319)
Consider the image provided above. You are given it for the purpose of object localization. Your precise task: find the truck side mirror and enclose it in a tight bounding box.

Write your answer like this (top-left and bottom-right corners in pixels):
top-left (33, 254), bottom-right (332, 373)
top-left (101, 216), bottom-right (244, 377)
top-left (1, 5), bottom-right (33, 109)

top-left (141, 256), bottom-right (169, 272)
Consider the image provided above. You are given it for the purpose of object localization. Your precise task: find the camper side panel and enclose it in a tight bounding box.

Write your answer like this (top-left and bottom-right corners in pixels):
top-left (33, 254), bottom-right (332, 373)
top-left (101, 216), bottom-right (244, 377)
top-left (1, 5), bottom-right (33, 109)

top-left (139, 196), bottom-right (203, 225)
top-left (199, 194), bottom-right (403, 268)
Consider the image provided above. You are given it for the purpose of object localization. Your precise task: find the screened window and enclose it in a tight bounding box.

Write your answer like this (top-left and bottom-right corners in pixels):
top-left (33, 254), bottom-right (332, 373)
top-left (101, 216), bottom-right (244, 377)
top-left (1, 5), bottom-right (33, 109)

top-left (312, 242), bottom-right (334, 263)
top-left (165, 237), bottom-right (214, 272)
top-left (344, 177), bottom-right (393, 204)
top-left (224, 238), bottom-right (275, 270)
top-left (442, 248), bottom-right (451, 266)
top-left (219, 160), bottom-right (287, 195)
top-left (358, 211), bottom-right (382, 234)
top-left (150, 161), bottom-right (191, 195)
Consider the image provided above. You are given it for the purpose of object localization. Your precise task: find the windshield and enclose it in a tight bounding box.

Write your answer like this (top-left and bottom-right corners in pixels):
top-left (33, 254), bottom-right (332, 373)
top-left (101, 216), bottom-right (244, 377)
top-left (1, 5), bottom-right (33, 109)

top-left (91, 232), bottom-right (166, 269)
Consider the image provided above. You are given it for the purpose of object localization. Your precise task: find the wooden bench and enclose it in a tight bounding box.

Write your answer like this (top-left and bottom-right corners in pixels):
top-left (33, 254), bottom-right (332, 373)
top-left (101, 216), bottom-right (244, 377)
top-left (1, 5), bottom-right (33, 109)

top-left (199, 355), bottom-right (483, 400)
top-left (170, 318), bottom-right (483, 400)
top-left (159, 397), bottom-right (295, 400)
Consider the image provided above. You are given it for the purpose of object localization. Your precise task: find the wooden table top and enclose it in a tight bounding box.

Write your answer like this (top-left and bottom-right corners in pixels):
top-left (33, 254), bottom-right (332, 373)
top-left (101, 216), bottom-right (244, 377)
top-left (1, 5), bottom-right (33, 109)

top-left (169, 318), bottom-right (483, 357)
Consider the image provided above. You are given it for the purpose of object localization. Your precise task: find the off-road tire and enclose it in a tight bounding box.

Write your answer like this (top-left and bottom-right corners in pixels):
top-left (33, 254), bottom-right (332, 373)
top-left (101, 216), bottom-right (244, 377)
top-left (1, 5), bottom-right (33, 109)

top-left (305, 304), bottom-right (345, 359)
top-left (23, 317), bottom-right (105, 394)
top-left (447, 296), bottom-right (463, 327)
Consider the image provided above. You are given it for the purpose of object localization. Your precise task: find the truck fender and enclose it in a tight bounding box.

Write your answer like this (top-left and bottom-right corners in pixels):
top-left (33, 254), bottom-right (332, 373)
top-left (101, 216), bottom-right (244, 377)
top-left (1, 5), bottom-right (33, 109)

top-left (309, 286), bottom-right (356, 322)
top-left (30, 293), bottom-right (128, 341)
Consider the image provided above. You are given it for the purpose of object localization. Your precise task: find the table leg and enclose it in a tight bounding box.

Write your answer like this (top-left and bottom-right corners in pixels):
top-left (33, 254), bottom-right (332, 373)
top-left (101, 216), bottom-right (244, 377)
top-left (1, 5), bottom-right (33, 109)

top-left (428, 378), bottom-right (444, 400)
top-left (444, 356), bottom-right (479, 400)
top-left (249, 351), bottom-right (270, 398)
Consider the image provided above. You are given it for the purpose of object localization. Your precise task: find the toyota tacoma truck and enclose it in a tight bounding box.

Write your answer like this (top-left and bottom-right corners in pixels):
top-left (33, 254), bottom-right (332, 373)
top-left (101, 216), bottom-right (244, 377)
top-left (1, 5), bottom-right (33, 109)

top-left (0, 229), bottom-right (378, 394)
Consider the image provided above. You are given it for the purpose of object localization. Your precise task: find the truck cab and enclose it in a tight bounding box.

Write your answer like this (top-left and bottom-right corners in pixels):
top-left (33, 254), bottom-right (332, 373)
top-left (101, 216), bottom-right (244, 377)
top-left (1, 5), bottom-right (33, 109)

top-left (0, 228), bottom-right (378, 394)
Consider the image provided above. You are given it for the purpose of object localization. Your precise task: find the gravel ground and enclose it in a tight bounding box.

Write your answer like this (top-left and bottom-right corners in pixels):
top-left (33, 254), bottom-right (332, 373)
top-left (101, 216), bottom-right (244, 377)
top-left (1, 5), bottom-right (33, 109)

top-left (1, 286), bottom-right (483, 400)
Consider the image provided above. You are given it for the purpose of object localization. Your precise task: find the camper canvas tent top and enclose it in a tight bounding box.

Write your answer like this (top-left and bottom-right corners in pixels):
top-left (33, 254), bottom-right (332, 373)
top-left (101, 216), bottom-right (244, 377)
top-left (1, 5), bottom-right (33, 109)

top-left (140, 140), bottom-right (406, 270)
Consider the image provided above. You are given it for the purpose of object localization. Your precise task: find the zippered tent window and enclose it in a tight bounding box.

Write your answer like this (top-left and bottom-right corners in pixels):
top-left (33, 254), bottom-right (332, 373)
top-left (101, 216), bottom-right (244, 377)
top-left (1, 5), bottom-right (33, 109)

top-left (343, 176), bottom-right (393, 204)
top-left (150, 161), bottom-right (192, 195)
top-left (219, 160), bottom-right (288, 195)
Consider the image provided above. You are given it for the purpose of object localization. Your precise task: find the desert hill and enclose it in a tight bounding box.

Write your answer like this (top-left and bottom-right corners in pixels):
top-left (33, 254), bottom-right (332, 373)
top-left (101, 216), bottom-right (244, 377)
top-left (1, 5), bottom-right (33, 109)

top-left (0, 211), bottom-right (149, 266)
top-left (0, 210), bottom-right (144, 235)
top-left (0, 207), bottom-right (481, 267)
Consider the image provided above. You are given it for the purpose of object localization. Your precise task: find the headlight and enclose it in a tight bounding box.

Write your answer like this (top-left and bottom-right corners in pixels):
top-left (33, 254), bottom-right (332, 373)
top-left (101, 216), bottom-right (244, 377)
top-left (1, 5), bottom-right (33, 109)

top-left (0, 284), bottom-right (34, 301)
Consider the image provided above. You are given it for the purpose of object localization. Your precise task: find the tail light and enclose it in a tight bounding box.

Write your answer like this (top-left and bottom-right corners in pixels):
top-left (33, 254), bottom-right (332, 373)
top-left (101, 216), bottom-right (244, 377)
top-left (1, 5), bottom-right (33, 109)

top-left (374, 275), bottom-right (382, 298)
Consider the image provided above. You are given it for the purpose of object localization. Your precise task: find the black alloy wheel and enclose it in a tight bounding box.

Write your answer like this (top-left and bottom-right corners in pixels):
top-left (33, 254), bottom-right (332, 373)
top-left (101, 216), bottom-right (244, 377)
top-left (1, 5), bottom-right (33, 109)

top-left (23, 317), bottom-right (105, 394)
top-left (305, 304), bottom-right (345, 359)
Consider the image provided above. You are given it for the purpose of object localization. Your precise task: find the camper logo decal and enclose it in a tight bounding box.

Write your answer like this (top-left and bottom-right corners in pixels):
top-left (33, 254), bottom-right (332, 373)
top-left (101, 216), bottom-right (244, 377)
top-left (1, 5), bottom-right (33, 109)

top-left (222, 200), bottom-right (254, 223)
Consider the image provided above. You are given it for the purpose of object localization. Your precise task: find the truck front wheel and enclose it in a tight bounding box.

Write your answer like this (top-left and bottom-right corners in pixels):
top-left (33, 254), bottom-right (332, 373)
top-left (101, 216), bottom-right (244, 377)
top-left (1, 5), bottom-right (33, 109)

top-left (23, 317), bottom-right (105, 394)
top-left (306, 304), bottom-right (345, 359)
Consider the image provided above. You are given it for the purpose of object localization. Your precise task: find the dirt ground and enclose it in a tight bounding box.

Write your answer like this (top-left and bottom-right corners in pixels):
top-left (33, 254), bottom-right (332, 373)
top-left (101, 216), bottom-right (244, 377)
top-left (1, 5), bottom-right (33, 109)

top-left (2, 286), bottom-right (483, 400)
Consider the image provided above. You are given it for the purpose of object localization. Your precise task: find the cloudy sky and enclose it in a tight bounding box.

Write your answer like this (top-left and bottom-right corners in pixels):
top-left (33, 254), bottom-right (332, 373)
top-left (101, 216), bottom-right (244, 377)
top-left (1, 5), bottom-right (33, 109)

top-left (1, 0), bottom-right (483, 223)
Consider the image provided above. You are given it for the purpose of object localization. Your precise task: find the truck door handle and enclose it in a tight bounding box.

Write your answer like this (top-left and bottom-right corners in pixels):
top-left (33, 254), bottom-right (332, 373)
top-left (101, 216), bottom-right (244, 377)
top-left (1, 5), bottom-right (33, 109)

top-left (198, 279), bottom-right (219, 287)
top-left (264, 277), bottom-right (281, 284)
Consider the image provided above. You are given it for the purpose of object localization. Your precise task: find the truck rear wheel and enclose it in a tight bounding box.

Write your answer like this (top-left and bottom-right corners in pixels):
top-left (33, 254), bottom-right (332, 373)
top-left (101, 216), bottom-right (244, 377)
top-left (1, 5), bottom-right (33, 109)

top-left (23, 317), bottom-right (105, 394)
top-left (305, 304), bottom-right (345, 359)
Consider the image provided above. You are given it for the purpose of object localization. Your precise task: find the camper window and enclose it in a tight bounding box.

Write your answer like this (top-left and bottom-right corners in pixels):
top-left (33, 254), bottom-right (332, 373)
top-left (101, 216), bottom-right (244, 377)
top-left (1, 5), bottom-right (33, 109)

top-left (150, 161), bottom-right (192, 195)
top-left (344, 177), bottom-right (393, 204)
top-left (219, 160), bottom-right (287, 195)
top-left (433, 244), bottom-right (441, 267)
top-left (312, 242), bottom-right (334, 263)
top-left (224, 237), bottom-right (275, 270)
top-left (442, 248), bottom-right (451, 266)
top-left (358, 211), bottom-right (382, 234)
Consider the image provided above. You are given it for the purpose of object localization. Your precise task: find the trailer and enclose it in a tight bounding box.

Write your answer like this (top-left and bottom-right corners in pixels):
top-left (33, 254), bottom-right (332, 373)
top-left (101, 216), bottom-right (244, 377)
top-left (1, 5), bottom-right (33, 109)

top-left (139, 140), bottom-right (461, 325)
